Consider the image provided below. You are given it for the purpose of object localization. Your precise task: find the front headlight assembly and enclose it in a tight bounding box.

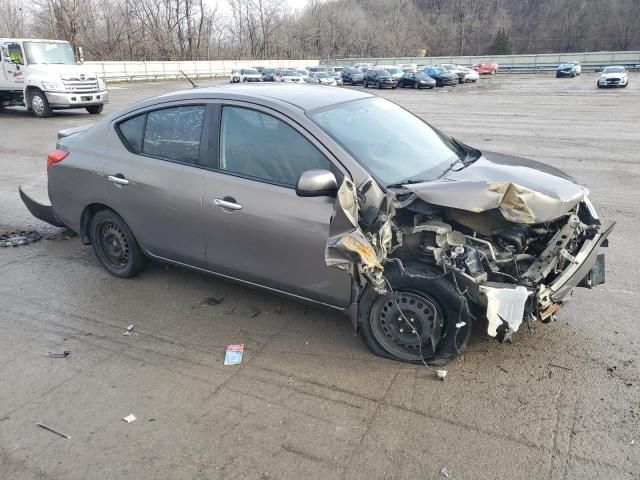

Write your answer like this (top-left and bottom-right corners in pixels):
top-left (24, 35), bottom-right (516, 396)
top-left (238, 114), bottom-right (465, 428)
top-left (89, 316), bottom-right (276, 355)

top-left (41, 81), bottom-right (63, 91)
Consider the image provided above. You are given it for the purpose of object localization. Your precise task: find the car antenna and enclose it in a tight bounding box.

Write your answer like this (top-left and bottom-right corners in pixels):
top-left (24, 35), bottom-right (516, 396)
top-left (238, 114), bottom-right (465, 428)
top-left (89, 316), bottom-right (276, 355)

top-left (180, 70), bottom-right (199, 88)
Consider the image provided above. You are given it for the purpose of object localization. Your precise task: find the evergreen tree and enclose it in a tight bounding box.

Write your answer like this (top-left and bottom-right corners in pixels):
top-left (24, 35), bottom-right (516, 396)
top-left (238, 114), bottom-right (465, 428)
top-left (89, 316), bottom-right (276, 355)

top-left (488, 28), bottom-right (515, 55)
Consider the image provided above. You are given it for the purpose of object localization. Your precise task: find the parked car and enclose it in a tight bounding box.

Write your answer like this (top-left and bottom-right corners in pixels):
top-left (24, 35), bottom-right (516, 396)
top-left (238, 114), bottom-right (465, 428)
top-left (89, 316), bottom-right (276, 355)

top-left (397, 71), bottom-right (436, 89)
top-left (21, 85), bottom-right (613, 364)
top-left (341, 67), bottom-right (365, 85)
top-left (460, 67), bottom-right (479, 83)
top-left (253, 66), bottom-right (265, 74)
top-left (261, 68), bottom-right (277, 82)
top-left (239, 68), bottom-right (262, 82)
top-left (472, 62), bottom-right (498, 75)
top-left (295, 68), bottom-right (310, 81)
top-left (379, 66), bottom-right (404, 80)
top-left (439, 64), bottom-right (466, 83)
top-left (424, 67), bottom-right (458, 86)
top-left (364, 69), bottom-right (398, 89)
top-left (305, 71), bottom-right (337, 86)
top-left (556, 62), bottom-right (581, 78)
top-left (229, 69), bottom-right (241, 83)
top-left (276, 70), bottom-right (304, 83)
top-left (597, 66), bottom-right (628, 88)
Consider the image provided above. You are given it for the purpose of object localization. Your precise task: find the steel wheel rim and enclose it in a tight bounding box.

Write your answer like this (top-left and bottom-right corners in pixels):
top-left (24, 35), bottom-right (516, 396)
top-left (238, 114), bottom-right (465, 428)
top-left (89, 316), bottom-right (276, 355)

top-left (370, 291), bottom-right (444, 360)
top-left (98, 222), bottom-right (130, 269)
top-left (31, 95), bottom-right (45, 115)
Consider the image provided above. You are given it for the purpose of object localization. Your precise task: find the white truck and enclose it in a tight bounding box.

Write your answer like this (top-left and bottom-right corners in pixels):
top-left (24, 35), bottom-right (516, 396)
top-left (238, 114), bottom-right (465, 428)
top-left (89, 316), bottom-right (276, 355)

top-left (0, 38), bottom-right (108, 118)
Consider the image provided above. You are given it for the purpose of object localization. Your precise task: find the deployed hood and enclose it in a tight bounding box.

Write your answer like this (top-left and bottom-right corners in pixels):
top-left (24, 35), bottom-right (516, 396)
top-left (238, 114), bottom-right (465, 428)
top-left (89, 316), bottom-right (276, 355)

top-left (403, 151), bottom-right (587, 224)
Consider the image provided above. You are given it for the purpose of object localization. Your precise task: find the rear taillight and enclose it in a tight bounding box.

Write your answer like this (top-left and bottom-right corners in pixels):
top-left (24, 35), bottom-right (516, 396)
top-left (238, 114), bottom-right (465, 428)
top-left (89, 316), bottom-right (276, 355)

top-left (47, 150), bottom-right (69, 174)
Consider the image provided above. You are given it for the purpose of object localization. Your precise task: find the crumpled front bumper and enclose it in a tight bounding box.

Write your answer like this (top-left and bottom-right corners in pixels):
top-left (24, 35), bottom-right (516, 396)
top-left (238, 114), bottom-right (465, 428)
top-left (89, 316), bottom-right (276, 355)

top-left (18, 187), bottom-right (66, 228)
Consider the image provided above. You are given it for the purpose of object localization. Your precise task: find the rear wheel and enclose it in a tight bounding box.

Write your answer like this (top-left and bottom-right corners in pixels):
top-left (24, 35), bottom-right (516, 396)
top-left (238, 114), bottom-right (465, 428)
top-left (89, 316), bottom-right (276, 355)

top-left (30, 90), bottom-right (52, 118)
top-left (90, 209), bottom-right (148, 278)
top-left (363, 80), bottom-right (368, 88)
top-left (413, 82), bottom-right (418, 89)
top-left (358, 263), bottom-right (472, 365)
top-left (376, 81), bottom-right (382, 89)
top-left (86, 105), bottom-right (103, 114)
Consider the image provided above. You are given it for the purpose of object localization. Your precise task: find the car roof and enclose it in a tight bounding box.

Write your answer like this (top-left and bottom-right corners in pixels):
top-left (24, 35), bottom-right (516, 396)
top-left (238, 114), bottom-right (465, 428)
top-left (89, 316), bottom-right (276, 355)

top-left (152, 84), bottom-right (372, 112)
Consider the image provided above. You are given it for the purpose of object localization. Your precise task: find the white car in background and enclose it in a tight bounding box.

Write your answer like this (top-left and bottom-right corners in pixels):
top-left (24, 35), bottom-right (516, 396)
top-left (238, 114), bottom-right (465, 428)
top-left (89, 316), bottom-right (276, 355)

top-left (597, 66), bottom-right (629, 88)
top-left (460, 67), bottom-right (479, 82)
top-left (276, 69), bottom-right (304, 83)
top-left (229, 69), bottom-right (241, 83)
top-left (295, 68), bottom-right (310, 81)
top-left (305, 71), bottom-right (337, 86)
top-left (239, 68), bottom-right (262, 82)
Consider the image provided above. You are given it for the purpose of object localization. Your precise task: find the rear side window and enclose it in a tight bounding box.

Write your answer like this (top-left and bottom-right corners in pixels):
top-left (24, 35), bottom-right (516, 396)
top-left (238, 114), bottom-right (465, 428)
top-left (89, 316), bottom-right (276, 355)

top-left (117, 105), bottom-right (206, 165)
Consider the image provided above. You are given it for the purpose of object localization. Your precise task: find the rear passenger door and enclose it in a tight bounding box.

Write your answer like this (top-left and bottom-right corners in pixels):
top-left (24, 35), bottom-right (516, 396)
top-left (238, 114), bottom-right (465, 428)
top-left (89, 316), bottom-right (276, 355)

top-left (202, 103), bottom-right (352, 308)
top-left (105, 103), bottom-right (210, 267)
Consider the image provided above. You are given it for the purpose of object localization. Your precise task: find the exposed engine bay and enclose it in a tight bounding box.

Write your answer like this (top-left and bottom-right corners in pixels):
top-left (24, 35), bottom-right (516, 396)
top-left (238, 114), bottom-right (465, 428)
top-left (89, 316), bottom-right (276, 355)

top-left (326, 171), bottom-right (614, 344)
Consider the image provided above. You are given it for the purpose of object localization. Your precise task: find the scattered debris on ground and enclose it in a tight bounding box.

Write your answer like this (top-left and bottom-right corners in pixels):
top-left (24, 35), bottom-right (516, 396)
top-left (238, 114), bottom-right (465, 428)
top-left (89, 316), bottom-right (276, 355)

top-left (123, 414), bottom-right (137, 423)
top-left (224, 344), bottom-right (244, 365)
top-left (0, 230), bottom-right (42, 247)
top-left (549, 363), bottom-right (573, 371)
top-left (122, 331), bottom-right (131, 336)
top-left (436, 369), bottom-right (447, 381)
top-left (36, 422), bottom-right (70, 439)
top-left (47, 351), bottom-right (70, 358)
top-left (439, 466), bottom-right (450, 477)
top-left (245, 305), bottom-right (260, 318)
top-left (205, 296), bottom-right (223, 306)
top-left (126, 324), bottom-right (135, 332)
top-left (45, 229), bottom-right (77, 241)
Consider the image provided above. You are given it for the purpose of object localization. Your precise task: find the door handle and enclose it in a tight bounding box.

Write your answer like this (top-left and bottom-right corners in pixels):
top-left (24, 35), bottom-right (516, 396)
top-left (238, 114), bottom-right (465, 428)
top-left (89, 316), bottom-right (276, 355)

top-left (108, 174), bottom-right (129, 186)
top-left (213, 197), bottom-right (242, 211)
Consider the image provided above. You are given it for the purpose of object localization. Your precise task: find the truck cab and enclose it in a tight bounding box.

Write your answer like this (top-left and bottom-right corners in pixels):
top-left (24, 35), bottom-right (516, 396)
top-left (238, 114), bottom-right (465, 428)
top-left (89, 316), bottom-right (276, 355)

top-left (0, 38), bottom-right (108, 118)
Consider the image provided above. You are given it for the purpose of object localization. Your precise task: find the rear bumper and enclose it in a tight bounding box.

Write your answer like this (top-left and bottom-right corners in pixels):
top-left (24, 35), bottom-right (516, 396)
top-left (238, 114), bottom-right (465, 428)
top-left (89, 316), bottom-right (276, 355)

top-left (45, 90), bottom-right (108, 108)
top-left (18, 187), bottom-right (66, 228)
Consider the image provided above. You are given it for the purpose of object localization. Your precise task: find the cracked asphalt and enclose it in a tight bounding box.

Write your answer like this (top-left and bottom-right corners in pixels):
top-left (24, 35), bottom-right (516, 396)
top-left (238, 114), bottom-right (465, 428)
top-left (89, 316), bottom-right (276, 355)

top-left (1, 73), bottom-right (639, 479)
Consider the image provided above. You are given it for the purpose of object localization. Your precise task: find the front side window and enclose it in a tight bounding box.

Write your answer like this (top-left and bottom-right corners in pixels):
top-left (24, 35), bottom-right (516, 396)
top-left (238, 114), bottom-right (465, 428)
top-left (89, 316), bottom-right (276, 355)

top-left (6, 42), bottom-right (25, 64)
top-left (219, 106), bottom-right (331, 186)
top-left (117, 105), bottom-right (205, 164)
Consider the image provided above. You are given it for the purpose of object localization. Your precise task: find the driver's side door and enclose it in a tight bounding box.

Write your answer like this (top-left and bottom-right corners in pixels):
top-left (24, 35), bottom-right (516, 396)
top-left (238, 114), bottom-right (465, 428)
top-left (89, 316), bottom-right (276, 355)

top-left (202, 103), bottom-right (352, 308)
top-left (1, 42), bottom-right (25, 88)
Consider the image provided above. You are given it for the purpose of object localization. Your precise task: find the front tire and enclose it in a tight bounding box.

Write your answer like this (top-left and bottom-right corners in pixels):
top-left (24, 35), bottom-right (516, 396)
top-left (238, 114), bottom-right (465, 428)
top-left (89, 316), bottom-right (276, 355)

top-left (90, 209), bottom-right (148, 278)
top-left (86, 105), bottom-right (103, 114)
top-left (30, 90), bottom-right (52, 118)
top-left (358, 263), bottom-right (472, 364)
top-left (363, 80), bottom-right (368, 88)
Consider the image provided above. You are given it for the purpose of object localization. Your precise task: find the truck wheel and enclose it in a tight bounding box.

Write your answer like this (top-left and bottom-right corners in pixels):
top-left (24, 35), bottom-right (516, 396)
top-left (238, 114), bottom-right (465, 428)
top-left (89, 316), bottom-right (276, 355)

top-left (86, 105), bottom-right (104, 114)
top-left (358, 263), bottom-right (472, 365)
top-left (30, 91), bottom-right (52, 118)
top-left (90, 209), bottom-right (148, 278)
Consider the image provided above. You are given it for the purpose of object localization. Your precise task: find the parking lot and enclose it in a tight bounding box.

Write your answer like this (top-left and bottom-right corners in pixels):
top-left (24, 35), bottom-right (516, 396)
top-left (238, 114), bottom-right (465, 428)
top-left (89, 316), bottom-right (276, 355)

top-left (1, 72), bottom-right (638, 479)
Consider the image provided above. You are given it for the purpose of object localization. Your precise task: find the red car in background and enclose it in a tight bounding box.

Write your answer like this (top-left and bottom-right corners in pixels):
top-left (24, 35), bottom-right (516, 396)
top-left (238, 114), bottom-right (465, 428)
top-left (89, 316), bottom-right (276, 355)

top-left (472, 62), bottom-right (499, 74)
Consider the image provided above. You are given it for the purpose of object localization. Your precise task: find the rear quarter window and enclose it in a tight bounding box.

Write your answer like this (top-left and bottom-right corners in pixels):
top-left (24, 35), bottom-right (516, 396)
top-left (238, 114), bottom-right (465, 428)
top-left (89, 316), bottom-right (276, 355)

top-left (117, 114), bottom-right (145, 153)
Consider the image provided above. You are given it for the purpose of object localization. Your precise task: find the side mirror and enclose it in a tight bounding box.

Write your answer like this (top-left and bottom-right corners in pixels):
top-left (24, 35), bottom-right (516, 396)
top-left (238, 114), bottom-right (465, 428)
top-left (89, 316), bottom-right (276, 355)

top-left (77, 46), bottom-right (84, 64)
top-left (296, 169), bottom-right (338, 197)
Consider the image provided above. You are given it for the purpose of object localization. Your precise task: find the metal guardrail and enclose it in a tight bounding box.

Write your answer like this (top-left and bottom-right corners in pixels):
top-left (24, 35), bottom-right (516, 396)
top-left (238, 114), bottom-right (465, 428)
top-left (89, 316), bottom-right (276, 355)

top-left (86, 59), bottom-right (320, 82)
top-left (327, 51), bottom-right (640, 71)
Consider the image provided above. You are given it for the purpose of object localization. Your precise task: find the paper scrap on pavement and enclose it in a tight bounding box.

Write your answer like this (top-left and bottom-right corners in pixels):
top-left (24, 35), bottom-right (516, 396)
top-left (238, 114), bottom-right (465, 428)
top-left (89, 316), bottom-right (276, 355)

top-left (224, 344), bottom-right (244, 365)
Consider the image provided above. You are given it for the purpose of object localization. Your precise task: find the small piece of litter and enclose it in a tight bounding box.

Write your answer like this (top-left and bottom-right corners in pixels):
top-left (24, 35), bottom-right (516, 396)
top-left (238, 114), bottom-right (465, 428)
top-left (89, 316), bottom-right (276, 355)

top-left (455, 321), bottom-right (466, 328)
top-left (205, 296), bottom-right (222, 306)
top-left (440, 466), bottom-right (450, 477)
top-left (122, 331), bottom-right (131, 336)
top-left (127, 324), bottom-right (135, 332)
top-left (36, 422), bottom-right (70, 439)
top-left (224, 344), bottom-right (244, 365)
top-left (246, 305), bottom-right (260, 318)
top-left (123, 414), bottom-right (137, 423)
top-left (47, 351), bottom-right (70, 358)
top-left (436, 369), bottom-right (447, 381)
top-left (631, 439), bottom-right (635, 445)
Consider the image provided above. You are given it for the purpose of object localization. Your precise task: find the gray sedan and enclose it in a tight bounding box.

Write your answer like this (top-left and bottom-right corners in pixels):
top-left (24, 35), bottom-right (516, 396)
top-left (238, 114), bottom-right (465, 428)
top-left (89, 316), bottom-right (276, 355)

top-left (20, 85), bottom-right (613, 364)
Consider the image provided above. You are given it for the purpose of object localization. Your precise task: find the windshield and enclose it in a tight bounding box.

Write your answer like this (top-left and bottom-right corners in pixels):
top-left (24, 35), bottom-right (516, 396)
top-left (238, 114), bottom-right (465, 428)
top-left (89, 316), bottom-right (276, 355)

top-left (375, 70), bottom-right (391, 77)
top-left (349, 68), bottom-right (363, 74)
top-left (262, 68), bottom-right (274, 74)
top-left (244, 68), bottom-right (259, 75)
top-left (429, 68), bottom-right (444, 74)
top-left (283, 70), bottom-right (300, 76)
top-left (316, 72), bottom-right (330, 78)
top-left (387, 67), bottom-right (402, 74)
top-left (24, 42), bottom-right (76, 65)
top-left (603, 66), bottom-right (624, 73)
top-left (310, 97), bottom-right (468, 185)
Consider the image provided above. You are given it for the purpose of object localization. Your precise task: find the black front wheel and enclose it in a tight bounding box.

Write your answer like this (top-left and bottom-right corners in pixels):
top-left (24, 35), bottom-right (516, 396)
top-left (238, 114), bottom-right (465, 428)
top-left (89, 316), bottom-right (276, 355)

top-left (358, 263), bottom-right (472, 364)
top-left (86, 105), bottom-right (103, 114)
top-left (90, 209), bottom-right (148, 278)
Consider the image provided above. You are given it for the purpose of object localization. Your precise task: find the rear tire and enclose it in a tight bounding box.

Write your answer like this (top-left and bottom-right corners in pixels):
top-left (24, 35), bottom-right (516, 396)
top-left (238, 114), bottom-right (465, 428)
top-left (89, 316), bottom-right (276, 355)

top-left (29, 90), bottom-right (52, 118)
top-left (358, 263), bottom-right (472, 365)
top-left (86, 105), bottom-right (103, 114)
top-left (90, 209), bottom-right (148, 278)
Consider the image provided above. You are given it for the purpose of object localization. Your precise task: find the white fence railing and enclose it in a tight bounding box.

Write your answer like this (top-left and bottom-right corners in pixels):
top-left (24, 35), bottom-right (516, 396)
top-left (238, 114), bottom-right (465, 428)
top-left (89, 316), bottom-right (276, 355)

top-left (86, 59), bottom-right (320, 82)
top-left (328, 51), bottom-right (640, 71)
